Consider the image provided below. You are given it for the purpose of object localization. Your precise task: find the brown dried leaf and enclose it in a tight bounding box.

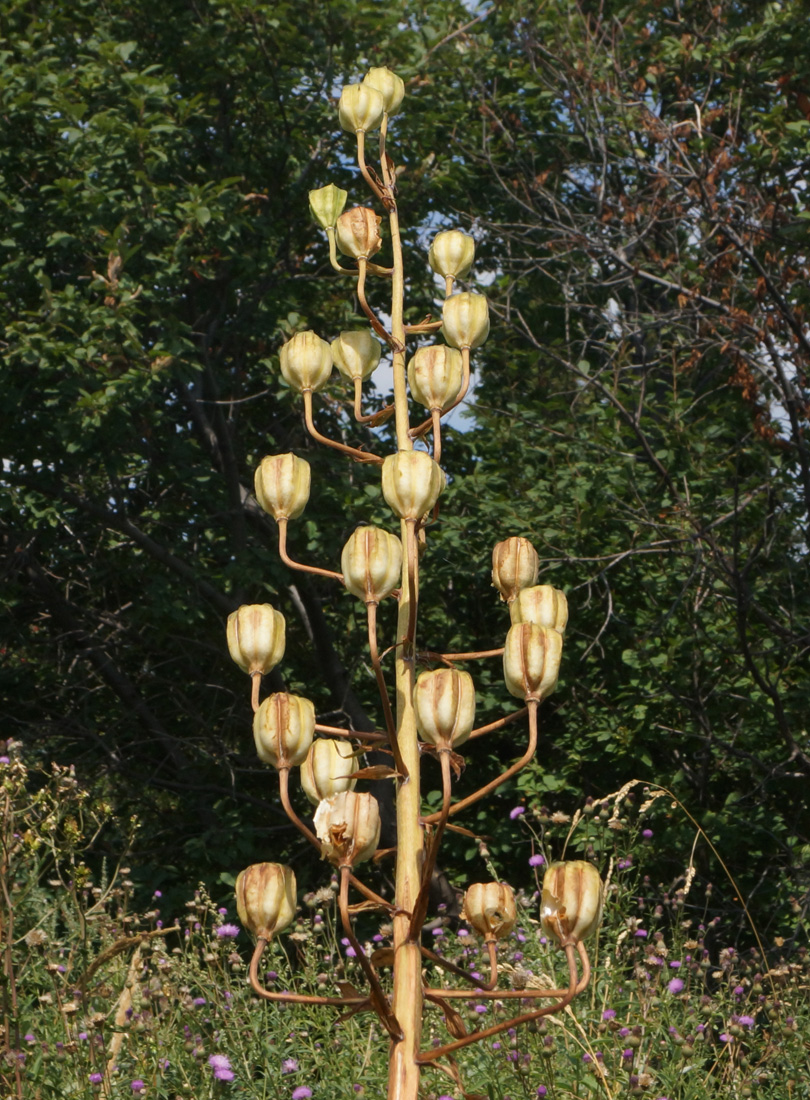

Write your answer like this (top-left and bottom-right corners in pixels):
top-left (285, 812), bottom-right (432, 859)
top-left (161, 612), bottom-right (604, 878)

top-left (349, 765), bottom-right (400, 781)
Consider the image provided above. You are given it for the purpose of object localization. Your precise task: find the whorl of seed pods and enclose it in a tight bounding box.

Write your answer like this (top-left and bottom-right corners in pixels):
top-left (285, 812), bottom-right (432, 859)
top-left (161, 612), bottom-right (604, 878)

top-left (464, 882), bottom-right (518, 940)
top-left (510, 584), bottom-right (569, 635)
top-left (338, 82), bottom-right (385, 134)
top-left (253, 692), bottom-right (315, 769)
top-left (300, 739), bottom-right (357, 806)
top-left (503, 622), bottom-right (563, 702)
top-left (441, 291), bottom-right (490, 350)
top-left (314, 790), bottom-right (381, 867)
top-left (227, 604), bottom-right (286, 676)
top-left (341, 526), bottom-right (403, 604)
top-left (407, 345), bottom-right (463, 412)
top-left (428, 229), bottom-right (475, 281)
top-left (540, 860), bottom-right (603, 947)
top-left (381, 450), bottom-right (445, 520)
top-left (279, 330), bottom-right (333, 393)
top-left (413, 668), bottom-right (476, 750)
top-left (331, 330), bottom-right (382, 382)
top-left (254, 453), bottom-right (311, 522)
top-left (362, 67), bottom-right (405, 115)
top-left (336, 207), bottom-right (383, 260)
top-left (492, 537), bottom-right (540, 603)
top-left (235, 862), bottom-right (297, 941)
top-left (309, 183), bottom-right (348, 230)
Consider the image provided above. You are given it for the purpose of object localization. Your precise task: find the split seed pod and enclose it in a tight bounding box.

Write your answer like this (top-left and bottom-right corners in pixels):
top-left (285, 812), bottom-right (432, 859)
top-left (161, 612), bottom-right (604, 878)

top-left (279, 330), bottom-right (333, 393)
top-left (381, 451), bottom-right (445, 520)
top-left (338, 83), bottom-right (385, 133)
top-left (235, 862), bottom-right (296, 941)
top-left (428, 230), bottom-right (475, 281)
top-left (414, 668), bottom-right (476, 749)
top-left (331, 330), bottom-right (382, 382)
top-left (314, 791), bottom-right (381, 867)
top-left (510, 585), bottom-right (569, 635)
top-left (492, 537), bottom-right (539, 603)
top-left (336, 207), bottom-right (383, 261)
top-left (300, 739), bottom-right (357, 806)
top-left (540, 861), bottom-right (603, 947)
top-left (253, 693), bottom-right (315, 768)
top-left (503, 622), bottom-right (563, 702)
top-left (341, 526), bottom-right (402, 604)
top-left (362, 67), bottom-right (405, 115)
top-left (254, 453), bottom-right (311, 522)
top-left (464, 882), bottom-right (517, 940)
top-left (442, 292), bottom-right (490, 350)
top-left (309, 184), bottom-right (348, 230)
top-left (407, 345), bottom-right (463, 412)
top-left (227, 604), bottom-right (286, 676)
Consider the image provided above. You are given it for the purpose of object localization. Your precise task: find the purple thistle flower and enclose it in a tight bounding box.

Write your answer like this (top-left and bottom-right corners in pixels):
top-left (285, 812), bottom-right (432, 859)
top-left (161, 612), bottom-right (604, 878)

top-left (89, 1074), bottom-right (103, 1085)
top-left (216, 924), bottom-right (240, 938)
top-left (282, 1059), bottom-right (299, 1074)
top-left (474, 1004), bottom-right (487, 1013)
top-left (209, 1053), bottom-right (235, 1081)
top-left (193, 997), bottom-right (207, 1006)
top-left (292, 1089), bottom-right (312, 1100)
top-left (642, 829), bottom-right (653, 838)
top-left (737, 1015), bottom-right (755, 1027)
top-left (667, 977), bottom-right (684, 994)
top-left (582, 1052), bottom-right (593, 1063)
top-left (130, 1082), bottom-right (145, 1093)
top-left (529, 853), bottom-right (545, 867)
top-left (720, 1033), bottom-right (732, 1043)
top-left (509, 806), bottom-right (525, 820)
top-left (602, 1009), bottom-right (616, 1020)
top-left (537, 1089), bottom-right (548, 1098)
top-left (622, 1049), bottom-right (634, 1060)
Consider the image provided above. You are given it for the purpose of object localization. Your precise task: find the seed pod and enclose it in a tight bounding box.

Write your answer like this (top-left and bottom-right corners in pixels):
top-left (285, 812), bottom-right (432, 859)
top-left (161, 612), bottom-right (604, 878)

top-left (341, 526), bottom-right (402, 604)
top-left (503, 622), bottom-right (563, 702)
top-left (314, 791), bottom-right (381, 867)
top-left (253, 693), bottom-right (315, 768)
top-left (540, 861), bottom-right (603, 947)
top-left (254, 453), bottom-right (311, 522)
top-left (492, 537), bottom-right (539, 603)
top-left (428, 230), bottom-right (475, 280)
top-left (362, 67), bottom-right (405, 115)
top-left (279, 331), bottom-right (333, 393)
top-left (300, 739), bottom-right (357, 806)
top-left (331, 330), bottom-right (382, 382)
top-left (381, 451), bottom-right (445, 520)
top-left (335, 207), bottom-right (383, 260)
top-left (407, 345), bottom-right (463, 412)
top-left (510, 585), bottom-right (568, 635)
top-left (235, 862), bottom-right (296, 941)
top-left (309, 183), bottom-right (348, 230)
top-left (464, 882), bottom-right (517, 940)
top-left (442, 292), bottom-right (490, 350)
top-left (414, 668), bottom-right (476, 750)
top-left (227, 604), bottom-right (286, 675)
top-left (338, 83), bottom-right (385, 133)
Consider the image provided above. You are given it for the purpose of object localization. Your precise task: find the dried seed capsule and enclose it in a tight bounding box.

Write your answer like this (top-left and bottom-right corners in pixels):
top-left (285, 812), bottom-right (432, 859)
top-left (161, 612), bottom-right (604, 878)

top-left (510, 585), bottom-right (568, 635)
top-left (253, 693), bottom-right (315, 768)
top-left (279, 330), bottom-right (333, 393)
top-left (381, 450), bottom-right (445, 520)
top-left (362, 67), bottom-right (405, 115)
top-left (492, 537), bottom-right (539, 603)
top-left (503, 622), bottom-right (563, 702)
top-left (407, 345), bottom-right (463, 412)
top-left (464, 882), bottom-right (517, 940)
top-left (300, 739), bottom-right (357, 806)
top-left (442, 292), bottom-right (490, 350)
top-left (335, 207), bottom-right (383, 260)
top-left (309, 183), bottom-right (348, 230)
top-left (540, 861), bottom-right (603, 947)
top-left (227, 604), bottom-right (286, 676)
top-left (341, 526), bottom-right (402, 604)
top-left (254, 453), bottom-right (311, 522)
top-left (338, 83), bottom-right (385, 133)
top-left (235, 862), bottom-right (296, 941)
top-left (413, 668), bottom-right (476, 749)
top-left (331, 330), bottom-right (382, 382)
top-left (314, 791), bottom-right (381, 867)
top-left (428, 230), bottom-right (475, 280)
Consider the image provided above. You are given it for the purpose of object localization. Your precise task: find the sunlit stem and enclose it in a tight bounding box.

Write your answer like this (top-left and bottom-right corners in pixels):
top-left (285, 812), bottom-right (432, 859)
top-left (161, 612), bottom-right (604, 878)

top-left (404, 520), bottom-right (418, 653)
top-left (431, 409), bottom-right (442, 466)
top-left (367, 600), bottom-right (409, 780)
top-left (249, 939), bottom-right (367, 1006)
top-left (404, 319), bottom-right (444, 335)
top-left (407, 749), bottom-right (452, 940)
top-left (339, 866), bottom-right (403, 1040)
top-left (444, 274), bottom-right (454, 297)
top-left (423, 942), bottom-right (591, 1000)
top-left (416, 942), bottom-right (580, 1061)
top-left (357, 128), bottom-right (387, 204)
top-left (353, 376), bottom-right (395, 424)
top-left (314, 722), bottom-right (387, 744)
top-left (302, 389), bottom-right (383, 465)
top-left (277, 517), bottom-right (344, 582)
top-left (250, 672), bottom-right (261, 713)
top-left (468, 707), bottom-right (528, 741)
top-left (278, 766), bottom-right (321, 852)
top-left (440, 647), bottom-right (505, 661)
top-left (357, 257), bottom-right (396, 347)
top-left (423, 698), bottom-right (539, 825)
top-left (326, 226), bottom-right (353, 274)
top-left (419, 936), bottom-right (498, 990)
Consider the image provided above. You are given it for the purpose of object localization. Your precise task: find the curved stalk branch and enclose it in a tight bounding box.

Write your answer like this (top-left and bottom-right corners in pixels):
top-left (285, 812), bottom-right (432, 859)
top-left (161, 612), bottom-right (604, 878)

top-left (404, 319), bottom-right (444, 335)
top-left (468, 707), bottom-right (528, 741)
top-left (302, 389), bottom-right (383, 465)
top-left (408, 749), bottom-right (452, 940)
top-left (357, 128), bottom-right (387, 204)
top-left (339, 866), bottom-right (403, 1040)
top-left (278, 766), bottom-right (321, 852)
top-left (277, 517), bottom-right (344, 582)
top-left (250, 672), bottom-right (261, 713)
top-left (326, 227), bottom-right (353, 274)
top-left (367, 601), bottom-right (408, 780)
top-left (440, 647), bottom-right (505, 661)
top-left (357, 258), bottom-right (396, 347)
top-left (419, 941), bottom-right (498, 990)
top-left (423, 700), bottom-right (539, 825)
top-left (422, 943), bottom-right (590, 1000)
top-left (353, 377), bottom-right (395, 424)
top-left (315, 722), bottom-right (387, 744)
top-left (249, 939), bottom-right (366, 1006)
